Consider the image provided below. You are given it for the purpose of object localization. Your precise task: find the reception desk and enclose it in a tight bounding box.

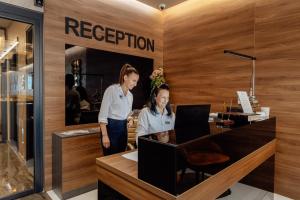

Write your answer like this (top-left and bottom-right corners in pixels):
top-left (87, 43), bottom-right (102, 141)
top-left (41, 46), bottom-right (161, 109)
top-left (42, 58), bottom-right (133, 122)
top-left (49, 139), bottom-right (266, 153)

top-left (52, 127), bottom-right (102, 199)
top-left (96, 117), bottom-right (276, 200)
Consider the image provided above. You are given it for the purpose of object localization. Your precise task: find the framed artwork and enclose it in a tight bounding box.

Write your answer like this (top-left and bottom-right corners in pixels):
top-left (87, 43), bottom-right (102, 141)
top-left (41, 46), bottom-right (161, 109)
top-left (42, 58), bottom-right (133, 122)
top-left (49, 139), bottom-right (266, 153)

top-left (25, 26), bottom-right (33, 64)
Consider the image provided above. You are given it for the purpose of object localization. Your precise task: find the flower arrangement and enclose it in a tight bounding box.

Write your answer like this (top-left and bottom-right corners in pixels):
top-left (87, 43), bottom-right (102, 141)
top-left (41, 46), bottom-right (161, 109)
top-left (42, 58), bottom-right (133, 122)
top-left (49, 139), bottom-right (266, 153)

top-left (150, 67), bottom-right (165, 95)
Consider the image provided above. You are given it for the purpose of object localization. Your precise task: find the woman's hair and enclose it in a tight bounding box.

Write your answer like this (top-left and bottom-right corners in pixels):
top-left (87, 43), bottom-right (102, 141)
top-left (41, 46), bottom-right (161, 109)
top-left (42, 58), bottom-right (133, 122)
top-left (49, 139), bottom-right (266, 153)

top-left (119, 63), bottom-right (139, 85)
top-left (65, 74), bottom-right (75, 89)
top-left (149, 83), bottom-right (172, 116)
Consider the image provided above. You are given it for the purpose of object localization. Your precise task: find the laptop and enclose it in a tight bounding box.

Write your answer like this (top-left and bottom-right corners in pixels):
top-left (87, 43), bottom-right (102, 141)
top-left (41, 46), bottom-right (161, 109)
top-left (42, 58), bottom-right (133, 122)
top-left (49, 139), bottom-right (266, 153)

top-left (175, 104), bottom-right (211, 143)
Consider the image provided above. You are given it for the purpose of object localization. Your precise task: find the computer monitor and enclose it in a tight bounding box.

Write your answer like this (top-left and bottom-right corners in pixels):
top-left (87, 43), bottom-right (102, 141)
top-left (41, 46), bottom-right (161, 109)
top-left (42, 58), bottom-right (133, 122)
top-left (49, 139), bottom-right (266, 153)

top-left (175, 104), bottom-right (211, 143)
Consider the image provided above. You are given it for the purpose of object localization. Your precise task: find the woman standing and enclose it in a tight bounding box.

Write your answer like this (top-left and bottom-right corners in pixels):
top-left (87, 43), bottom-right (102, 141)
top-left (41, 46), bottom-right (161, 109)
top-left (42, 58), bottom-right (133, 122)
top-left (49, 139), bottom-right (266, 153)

top-left (136, 83), bottom-right (175, 144)
top-left (98, 64), bottom-right (139, 156)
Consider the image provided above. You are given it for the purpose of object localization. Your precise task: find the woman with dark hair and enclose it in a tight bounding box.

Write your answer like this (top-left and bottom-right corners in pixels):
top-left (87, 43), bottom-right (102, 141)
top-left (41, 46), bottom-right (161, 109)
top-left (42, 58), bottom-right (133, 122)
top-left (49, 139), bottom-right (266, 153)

top-left (98, 63), bottom-right (139, 155)
top-left (136, 83), bottom-right (175, 143)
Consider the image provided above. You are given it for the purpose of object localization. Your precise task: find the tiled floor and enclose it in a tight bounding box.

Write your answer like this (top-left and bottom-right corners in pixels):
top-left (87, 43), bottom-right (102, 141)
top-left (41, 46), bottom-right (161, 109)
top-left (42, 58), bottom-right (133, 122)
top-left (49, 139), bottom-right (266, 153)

top-left (18, 193), bottom-right (50, 200)
top-left (47, 190), bottom-right (97, 200)
top-left (45, 183), bottom-right (292, 200)
top-left (218, 183), bottom-right (291, 200)
top-left (0, 143), bottom-right (33, 197)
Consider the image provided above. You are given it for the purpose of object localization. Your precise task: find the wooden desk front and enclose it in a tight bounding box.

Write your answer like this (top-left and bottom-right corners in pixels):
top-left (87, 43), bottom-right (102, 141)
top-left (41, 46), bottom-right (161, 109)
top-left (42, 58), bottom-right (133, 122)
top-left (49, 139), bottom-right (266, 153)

top-left (96, 139), bottom-right (276, 200)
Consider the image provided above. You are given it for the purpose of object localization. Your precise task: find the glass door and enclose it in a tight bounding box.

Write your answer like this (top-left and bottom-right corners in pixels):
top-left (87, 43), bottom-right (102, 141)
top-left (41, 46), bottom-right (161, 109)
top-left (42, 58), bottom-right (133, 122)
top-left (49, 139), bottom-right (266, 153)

top-left (0, 18), bottom-right (34, 198)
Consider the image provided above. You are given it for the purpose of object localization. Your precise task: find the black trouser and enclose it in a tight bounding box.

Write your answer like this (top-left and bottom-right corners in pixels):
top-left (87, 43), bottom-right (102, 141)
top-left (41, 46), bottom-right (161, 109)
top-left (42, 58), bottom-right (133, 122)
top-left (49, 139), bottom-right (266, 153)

top-left (99, 118), bottom-right (128, 200)
top-left (101, 118), bottom-right (128, 156)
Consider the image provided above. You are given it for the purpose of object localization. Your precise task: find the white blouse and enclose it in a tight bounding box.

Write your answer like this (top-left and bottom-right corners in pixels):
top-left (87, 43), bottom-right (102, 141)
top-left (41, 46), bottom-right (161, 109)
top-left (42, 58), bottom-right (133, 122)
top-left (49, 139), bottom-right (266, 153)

top-left (136, 107), bottom-right (175, 142)
top-left (98, 84), bottom-right (133, 124)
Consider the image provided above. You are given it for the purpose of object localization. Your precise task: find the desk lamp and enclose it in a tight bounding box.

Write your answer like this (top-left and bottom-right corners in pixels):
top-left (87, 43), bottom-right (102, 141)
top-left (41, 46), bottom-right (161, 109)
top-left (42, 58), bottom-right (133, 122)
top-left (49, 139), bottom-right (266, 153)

top-left (224, 49), bottom-right (258, 108)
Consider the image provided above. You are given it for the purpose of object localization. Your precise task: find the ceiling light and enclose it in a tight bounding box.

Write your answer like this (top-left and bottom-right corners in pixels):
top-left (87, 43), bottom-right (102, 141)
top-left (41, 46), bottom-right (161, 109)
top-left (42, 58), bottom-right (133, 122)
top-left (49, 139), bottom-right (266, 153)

top-left (0, 40), bottom-right (19, 60)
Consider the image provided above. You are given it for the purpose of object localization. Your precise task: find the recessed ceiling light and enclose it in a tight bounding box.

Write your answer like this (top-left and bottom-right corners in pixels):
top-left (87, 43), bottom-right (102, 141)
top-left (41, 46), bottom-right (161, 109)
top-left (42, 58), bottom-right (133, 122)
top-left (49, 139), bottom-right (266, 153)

top-left (158, 3), bottom-right (166, 10)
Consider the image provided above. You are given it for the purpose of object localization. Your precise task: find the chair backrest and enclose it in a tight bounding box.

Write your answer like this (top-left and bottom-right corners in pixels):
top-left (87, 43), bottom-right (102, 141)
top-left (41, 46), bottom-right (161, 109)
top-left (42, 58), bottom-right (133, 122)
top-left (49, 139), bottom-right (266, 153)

top-left (175, 104), bottom-right (211, 143)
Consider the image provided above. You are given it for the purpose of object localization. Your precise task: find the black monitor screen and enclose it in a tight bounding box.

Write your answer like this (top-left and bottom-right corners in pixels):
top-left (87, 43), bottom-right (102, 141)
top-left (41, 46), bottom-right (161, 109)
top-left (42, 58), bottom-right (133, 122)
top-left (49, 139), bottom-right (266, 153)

top-left (175, 104), bottom-right (211, 143)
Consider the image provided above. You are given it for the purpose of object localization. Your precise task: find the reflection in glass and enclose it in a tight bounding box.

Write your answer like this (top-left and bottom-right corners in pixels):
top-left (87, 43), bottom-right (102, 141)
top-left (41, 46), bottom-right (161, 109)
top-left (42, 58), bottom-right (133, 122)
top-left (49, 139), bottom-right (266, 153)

top-left (65, 44), bottom-right (153, 125)
top-left (0, 18), bottom-right (34, 198)
top-left (139, 119), bottom-right (276, 196)
top-left (149, 131), bottom-right (170, 143)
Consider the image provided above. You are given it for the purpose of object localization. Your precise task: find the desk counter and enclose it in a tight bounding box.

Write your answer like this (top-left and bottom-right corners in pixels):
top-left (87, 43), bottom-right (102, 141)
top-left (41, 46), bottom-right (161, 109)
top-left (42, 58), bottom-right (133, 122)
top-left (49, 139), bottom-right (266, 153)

top-left (96, 118), bottom-right (276, 200)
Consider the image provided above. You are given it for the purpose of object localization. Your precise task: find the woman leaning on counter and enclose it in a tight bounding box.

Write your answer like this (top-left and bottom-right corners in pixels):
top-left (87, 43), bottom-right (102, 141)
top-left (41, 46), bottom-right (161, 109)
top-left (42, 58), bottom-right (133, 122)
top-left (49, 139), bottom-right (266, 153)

top-left (136, 83), bottom-right (175, 144)
top-left (98, 64), bottom-right (139, 156)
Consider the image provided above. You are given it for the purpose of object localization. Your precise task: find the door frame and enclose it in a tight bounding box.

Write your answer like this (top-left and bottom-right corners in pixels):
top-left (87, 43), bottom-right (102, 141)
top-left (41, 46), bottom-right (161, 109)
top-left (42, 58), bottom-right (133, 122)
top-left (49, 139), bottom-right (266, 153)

top-left (0, 2), bottom-right (43, 199)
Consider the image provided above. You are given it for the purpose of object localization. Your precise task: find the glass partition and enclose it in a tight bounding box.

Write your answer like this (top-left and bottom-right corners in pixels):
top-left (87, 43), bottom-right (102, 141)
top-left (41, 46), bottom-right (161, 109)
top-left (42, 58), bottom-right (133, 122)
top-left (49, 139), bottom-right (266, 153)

top-left (0, 18), bottom-right (34, 198)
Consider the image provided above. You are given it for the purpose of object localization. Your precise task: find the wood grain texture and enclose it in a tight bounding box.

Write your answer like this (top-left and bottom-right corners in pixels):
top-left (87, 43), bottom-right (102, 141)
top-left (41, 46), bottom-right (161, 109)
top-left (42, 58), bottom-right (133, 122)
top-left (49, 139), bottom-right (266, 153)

top-left (163, 0), bottom-right (255, 110)
top-left (44, 0), bottom-right (163, 189)
top-left (96, 140), bottom-right (275, 200)
top-left (163, 0), bottom-right (300, 198)
top-left (44, 0), bottom-right (300, 197)
top-left (254, 1), bottom-right (300, 198)
top-left (61, 134), bottom-right (102, 193)
top-left (96, 151), bottom-right (176, 200)
top-left (177, 140), bottom-right (276, 200)
top-left (52, 132), bottom-right (102, 199)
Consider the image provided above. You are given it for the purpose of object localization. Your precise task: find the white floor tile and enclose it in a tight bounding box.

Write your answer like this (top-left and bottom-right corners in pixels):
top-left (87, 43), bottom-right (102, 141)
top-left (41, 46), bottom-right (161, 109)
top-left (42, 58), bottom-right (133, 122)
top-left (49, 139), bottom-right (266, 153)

top-left (47, 190), bottom-right (61, 200)
top-left (274, 193), bottom-right (293, 200)
top-left (47, 190), bottom-right (97, 200)
top-left (46, 184), bottom-right (292, 200)
top-left (218, 183), bottom-right (268, 200)
top-left (262, 192), bottom-right (274, 200)
top-left (68, 190), bottom-right (97, 200)
top-left (262, 192), bottom-right (293, 200)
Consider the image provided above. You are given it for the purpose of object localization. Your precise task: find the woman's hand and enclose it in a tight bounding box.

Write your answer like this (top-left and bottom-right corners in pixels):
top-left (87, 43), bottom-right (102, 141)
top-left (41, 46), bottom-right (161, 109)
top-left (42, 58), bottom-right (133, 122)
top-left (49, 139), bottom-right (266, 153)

top-left (102, 135), bottom-right (110, 148)
top-left (100, 123), bottom-right (110, 148)
top-left (127, 118), bottom-right (134, 128)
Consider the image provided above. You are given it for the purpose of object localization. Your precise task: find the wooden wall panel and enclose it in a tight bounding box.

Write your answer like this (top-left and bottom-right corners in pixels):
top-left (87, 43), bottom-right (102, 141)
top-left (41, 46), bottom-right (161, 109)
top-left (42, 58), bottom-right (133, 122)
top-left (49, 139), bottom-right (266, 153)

top-left (164, 0), bottom-right (300, 199)
top-left (44, 0), bottom-right (300, 197)
top-left (255, 1), bottom-right (300, 199)
top-left (44, 0), bottom-right (163, 189)
top-left (62, 133), bottom-right (102, 195)
top-left (163, 0), bottom-right (255, 110)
